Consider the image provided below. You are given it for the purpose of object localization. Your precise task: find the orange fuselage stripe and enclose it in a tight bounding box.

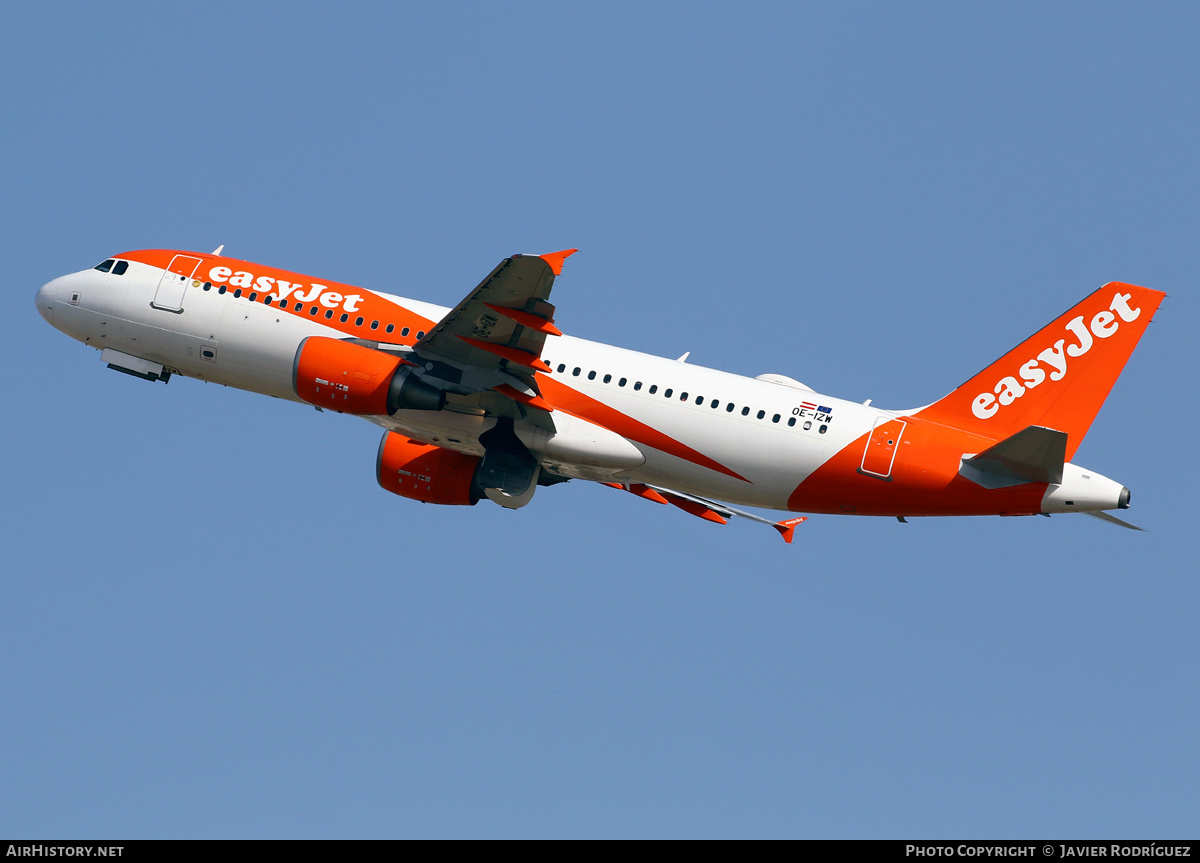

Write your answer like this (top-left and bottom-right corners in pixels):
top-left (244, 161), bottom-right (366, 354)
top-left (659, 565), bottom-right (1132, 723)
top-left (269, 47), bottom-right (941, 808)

top-left (539, 375), bottom-right (749, 482)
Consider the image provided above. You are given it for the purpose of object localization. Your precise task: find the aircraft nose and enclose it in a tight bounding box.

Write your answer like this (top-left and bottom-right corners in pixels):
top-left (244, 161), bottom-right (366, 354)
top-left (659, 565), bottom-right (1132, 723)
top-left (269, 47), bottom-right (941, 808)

top-left (35, 275), bottom-right (73, 326)
top-left (35, 280), bottom-right (57, 325)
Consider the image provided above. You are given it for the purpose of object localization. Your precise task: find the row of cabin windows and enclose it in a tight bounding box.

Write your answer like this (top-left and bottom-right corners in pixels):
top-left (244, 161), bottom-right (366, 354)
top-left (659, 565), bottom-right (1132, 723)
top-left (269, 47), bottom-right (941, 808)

top-left (550, 362), bottom-right (828, 433)
top-left (198, 282), bottom-right (423, 337)
top-left (94, 259), bottom-right (129, 275)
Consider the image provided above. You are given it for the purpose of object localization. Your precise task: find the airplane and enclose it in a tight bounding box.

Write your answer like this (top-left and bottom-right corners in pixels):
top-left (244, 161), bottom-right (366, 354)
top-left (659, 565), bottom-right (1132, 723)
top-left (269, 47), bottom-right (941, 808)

top-left (35, 247), bottom-right (1164, 542)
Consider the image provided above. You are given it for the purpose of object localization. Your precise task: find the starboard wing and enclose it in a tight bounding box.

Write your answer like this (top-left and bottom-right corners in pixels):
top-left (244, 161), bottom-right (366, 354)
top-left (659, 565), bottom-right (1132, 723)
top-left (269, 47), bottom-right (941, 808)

top-left (406, 250), bottom-right (576, 429)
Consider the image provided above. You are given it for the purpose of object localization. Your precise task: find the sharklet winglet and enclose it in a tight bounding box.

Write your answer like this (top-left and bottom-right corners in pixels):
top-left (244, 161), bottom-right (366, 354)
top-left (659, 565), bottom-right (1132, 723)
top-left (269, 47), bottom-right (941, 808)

top-left (539, 249), bottom-right (578, 276)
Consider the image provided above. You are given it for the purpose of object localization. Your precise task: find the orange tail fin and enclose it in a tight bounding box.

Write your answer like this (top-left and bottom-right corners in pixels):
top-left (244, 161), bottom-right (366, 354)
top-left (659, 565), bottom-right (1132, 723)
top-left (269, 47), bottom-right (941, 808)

top-left (917, 282), bottom-right (1165, 460)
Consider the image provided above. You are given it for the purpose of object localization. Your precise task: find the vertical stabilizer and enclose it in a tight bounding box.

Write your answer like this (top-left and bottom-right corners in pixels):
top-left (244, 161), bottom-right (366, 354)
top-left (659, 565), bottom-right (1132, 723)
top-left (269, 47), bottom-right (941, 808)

top-left (917, 282), bottom-right (1164, 459)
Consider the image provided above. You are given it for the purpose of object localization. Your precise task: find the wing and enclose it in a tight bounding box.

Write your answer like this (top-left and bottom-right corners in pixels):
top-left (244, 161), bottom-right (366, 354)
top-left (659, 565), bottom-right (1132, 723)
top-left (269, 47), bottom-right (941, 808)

top-left (407, 250), bottom-right (576, 430)
top-left (602, 482), bottom-right (808, 544)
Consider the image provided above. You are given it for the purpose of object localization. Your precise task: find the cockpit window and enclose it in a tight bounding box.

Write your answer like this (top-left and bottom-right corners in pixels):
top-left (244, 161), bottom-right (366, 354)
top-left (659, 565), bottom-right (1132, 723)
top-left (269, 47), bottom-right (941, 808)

top-left (94, 259), bottom-right (114, 273)
top-left (112, 260), bottom-right (129, 276)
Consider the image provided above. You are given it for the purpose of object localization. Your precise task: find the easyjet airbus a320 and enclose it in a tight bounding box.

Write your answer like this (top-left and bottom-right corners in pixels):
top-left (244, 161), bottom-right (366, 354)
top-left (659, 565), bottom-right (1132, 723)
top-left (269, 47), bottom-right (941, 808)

top-left (36, 248), bottom-right (1164, 541)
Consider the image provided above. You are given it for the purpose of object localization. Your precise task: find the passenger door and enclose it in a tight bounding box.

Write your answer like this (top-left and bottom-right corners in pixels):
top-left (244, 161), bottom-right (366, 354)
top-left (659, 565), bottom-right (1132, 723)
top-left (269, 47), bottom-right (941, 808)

top-left (151, 254), bottom-right (203, 313)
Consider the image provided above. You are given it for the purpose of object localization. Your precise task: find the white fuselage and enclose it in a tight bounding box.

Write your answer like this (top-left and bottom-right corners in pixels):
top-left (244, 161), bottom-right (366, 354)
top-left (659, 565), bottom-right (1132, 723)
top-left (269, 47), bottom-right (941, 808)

top-left (35, 255), bottom-right (1130, 518)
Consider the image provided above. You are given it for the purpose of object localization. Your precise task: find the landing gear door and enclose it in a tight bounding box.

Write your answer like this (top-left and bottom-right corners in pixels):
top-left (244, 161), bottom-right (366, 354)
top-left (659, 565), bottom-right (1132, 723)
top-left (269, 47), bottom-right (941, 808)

top-left (860, 417), bottom-right (906, 479)
top-left (151, 254), bottom-right (203, 313)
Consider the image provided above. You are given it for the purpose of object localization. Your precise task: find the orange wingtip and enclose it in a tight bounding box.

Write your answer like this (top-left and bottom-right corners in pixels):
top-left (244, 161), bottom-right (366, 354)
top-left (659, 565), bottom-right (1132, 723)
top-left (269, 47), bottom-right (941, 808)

top-left (772, 516), bottom-right (808, 544)
top-left (493, 383), bottom-right (553, 412)
top-left (457, 336), bottom-right (552, 373)
top-left (539, 249), bottom-right (578, 276)
top-left (484, 303), bottom-right (562, 337)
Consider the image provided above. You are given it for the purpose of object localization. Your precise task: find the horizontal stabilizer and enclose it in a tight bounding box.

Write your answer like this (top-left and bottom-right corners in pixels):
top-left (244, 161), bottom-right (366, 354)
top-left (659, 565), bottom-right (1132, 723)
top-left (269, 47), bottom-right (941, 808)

top-left (1084, 510), bottom-right (1145, 531)
top-left (960, 425), bottom-right (1066, 488)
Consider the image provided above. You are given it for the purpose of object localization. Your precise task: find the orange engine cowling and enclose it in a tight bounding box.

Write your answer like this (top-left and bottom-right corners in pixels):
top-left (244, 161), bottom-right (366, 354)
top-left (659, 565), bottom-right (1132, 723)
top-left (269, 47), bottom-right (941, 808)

top-left (376, 432), bottom-right (482, 506)
top-left (293, 336), bottom-right (445, 415)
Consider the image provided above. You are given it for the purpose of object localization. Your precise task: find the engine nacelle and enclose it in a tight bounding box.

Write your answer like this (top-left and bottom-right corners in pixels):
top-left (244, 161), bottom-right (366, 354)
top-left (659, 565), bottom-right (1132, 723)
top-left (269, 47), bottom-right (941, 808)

top-left (293, 336), bottom-right (445, 415)
top-left (376, 432), bottom-right (483, 506)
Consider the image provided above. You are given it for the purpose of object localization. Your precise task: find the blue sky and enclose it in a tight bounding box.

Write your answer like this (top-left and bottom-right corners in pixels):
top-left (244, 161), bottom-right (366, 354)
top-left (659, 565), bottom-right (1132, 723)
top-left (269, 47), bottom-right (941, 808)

top-left (2, 2), bottom-right (1197, 838)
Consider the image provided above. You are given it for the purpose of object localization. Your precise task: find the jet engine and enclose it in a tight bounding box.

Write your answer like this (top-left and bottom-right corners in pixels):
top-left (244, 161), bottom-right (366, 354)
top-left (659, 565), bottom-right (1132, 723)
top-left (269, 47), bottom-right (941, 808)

top-left (376, 427), bottom-right (566, 508)
top-left (293, 336), bottom-right (444, 415)
top-left (376, 433), bottom-right (483, 506)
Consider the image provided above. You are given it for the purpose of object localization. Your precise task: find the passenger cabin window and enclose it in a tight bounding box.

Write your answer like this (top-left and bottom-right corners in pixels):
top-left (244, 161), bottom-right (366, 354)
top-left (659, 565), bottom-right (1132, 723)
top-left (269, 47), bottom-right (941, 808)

top-left (203, 282), bottom-right (212, 291)
top-left (249, 292), bottom-right (258, 302)
top-left (417, 331), bottom-right (425, 339)
top-left (741, 406), bottom-right (749, 416)
top-left (710, 399), bottom-right (718, 408)
top-left (219, 286), bottom-right (227, 295)
top-left (356, 317), bottom-right (364, 326)
top-left (634, 382), bottom-right (642, 391)
top-left (664, 388), bottom-right (672, 398)
top-left (619, 378), bottom-right (627, 387)
top-left (588, 371), bottom-right (596, 380)
top-left (603, 374), bottom-right (612, 383)
top-left (370, 320), bottom-right (379, 329)
top-left (649, 385), bottom-right (658, 394)
top-left (402, 327), bottom-right (410, 336)
top-left (340, 313), bottom-right (348, 322)
top-left (325, 310), bottom-right (333, 319)
top-left (788, 417), bottom-right (796, 427)
top-left (234, 288), bottom-right (243, 298)
top-left (772, 414), bottom-right (781, 423)
top-left (757, 410), bottom-right (765, 419)
top-left (680, 392), bottom-right (688, 401)
top-left (726, 403), bottom-right (734, 412)
top-left (112, 260), bottom-right (129, 276)
top-left (557, 364), bottom-right (566, 373)
top-left (386, 323), bottom-right (395, 333)
top-left (94, 259), bottom-right (114, 273)
top-left (573, 367), bottom-right (581, 376)
top-left (695, 396), bottom-right (704, 405)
